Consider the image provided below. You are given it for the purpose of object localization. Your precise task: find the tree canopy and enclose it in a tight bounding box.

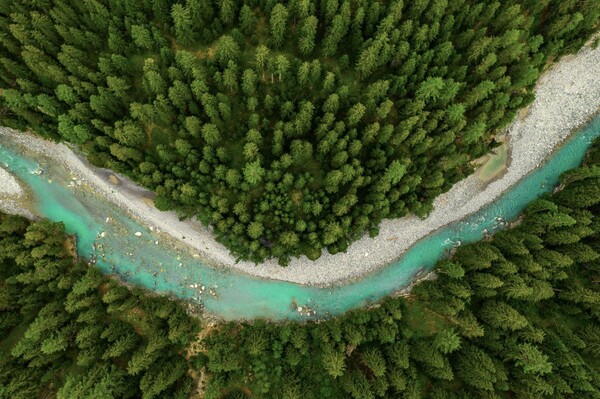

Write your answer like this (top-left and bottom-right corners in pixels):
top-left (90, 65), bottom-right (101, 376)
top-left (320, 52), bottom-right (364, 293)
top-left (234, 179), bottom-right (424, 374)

top-left (0, 214), bottom-right (199, 398)
top-left (1, 0), bottom-right (599, 265)
top-left (200, 137), bottom-right (600, 398)
top-left (1, 137), bottom-right (599, 398)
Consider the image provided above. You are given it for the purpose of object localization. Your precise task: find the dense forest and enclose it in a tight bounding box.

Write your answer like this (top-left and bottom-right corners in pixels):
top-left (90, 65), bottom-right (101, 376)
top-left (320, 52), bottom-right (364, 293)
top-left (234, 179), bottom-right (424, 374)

top-left (1, 139), bottom-right (599, 398)
top-left (1, 0), bottom-right (599, 264)
top-left (201, 138), bottom-right (600, 398)
top-left (0, 213), bottom-right (200, 398)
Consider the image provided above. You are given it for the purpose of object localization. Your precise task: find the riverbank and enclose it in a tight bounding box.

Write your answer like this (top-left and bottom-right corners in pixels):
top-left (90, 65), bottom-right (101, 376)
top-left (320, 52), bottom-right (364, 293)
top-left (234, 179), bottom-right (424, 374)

top-left (0, 167), bottom-right (22, 197)
top-left (1, 43), bottom-right (600, 286)
top-left (0, 166), bottom-right (35, 218)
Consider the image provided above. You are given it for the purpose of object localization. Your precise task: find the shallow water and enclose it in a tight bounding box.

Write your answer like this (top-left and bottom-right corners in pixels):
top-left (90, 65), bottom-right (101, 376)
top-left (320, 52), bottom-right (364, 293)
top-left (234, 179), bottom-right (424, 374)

top-left (479, 143), bottom-right (507, 181)
top-left (1, 115), bottom-right (599, 320)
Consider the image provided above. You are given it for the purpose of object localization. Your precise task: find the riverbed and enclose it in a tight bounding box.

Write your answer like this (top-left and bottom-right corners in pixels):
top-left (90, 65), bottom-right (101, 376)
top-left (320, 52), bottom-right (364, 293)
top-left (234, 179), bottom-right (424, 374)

top-left (1, 114), bottom-right (599, 320)
top-left (4, 43), bottom-right (600, 286)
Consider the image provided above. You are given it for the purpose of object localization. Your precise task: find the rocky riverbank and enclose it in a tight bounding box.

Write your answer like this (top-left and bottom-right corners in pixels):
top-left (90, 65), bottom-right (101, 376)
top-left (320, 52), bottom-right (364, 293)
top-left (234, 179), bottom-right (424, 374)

top-left (0, 165), bottom-right (34, 218)
top-left (0, 167), bottom-right (22, 197)
top-left (1, 42), bottom-right (599, 286)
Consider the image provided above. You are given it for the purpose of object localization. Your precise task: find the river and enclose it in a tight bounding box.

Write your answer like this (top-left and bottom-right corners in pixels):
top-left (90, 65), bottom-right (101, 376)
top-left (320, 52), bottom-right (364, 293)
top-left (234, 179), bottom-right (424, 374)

top-left (1, 115), bottom-right (599, 320)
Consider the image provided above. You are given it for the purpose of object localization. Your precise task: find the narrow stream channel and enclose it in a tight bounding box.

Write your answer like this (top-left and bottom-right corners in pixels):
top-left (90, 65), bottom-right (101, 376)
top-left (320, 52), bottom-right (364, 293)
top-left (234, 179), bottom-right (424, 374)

top-left (1, 115), bottom-right (599, 320)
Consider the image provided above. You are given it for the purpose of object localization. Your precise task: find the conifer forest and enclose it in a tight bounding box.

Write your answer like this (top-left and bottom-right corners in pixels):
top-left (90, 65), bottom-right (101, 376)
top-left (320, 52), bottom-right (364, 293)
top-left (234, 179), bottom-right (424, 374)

top-left (1, 136), bottom-right (599, 398)
top-left (0, 0), bottom-right (599, 398)
top-left (1, 0), bottom-right (598, 263)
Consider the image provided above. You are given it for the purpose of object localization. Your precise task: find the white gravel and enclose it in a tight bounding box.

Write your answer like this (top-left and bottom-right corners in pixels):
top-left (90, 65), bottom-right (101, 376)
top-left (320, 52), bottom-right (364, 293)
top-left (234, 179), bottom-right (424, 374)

top-left (1, 43), bottom-right (599, 286)
top-left (0, 166), bottom-right (34, 218)
top-left (0, 199), bottom-right (35, 219)
top-left (0, 167), bottom-right (23, 197)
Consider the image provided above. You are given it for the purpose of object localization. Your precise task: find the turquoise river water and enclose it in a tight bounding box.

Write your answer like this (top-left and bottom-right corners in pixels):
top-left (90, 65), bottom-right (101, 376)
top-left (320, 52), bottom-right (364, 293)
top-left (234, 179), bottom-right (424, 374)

top-left (1, 115), bottom-right (599, 320)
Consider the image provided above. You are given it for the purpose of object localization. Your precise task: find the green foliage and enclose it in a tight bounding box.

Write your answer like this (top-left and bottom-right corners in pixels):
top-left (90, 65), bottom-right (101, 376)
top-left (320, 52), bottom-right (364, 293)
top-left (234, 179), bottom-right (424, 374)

top-left (0, 214), bottom-right (199, 398)
top-left (1, 0), bottom-right (598, 264)
top-left (202, 139), bottom-right (600, 398)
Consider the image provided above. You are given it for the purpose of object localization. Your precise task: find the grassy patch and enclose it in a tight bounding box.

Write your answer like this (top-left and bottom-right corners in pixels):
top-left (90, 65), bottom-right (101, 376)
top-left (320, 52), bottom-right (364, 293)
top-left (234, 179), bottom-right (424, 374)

top-left (403, 300), bottom-right (447, 337)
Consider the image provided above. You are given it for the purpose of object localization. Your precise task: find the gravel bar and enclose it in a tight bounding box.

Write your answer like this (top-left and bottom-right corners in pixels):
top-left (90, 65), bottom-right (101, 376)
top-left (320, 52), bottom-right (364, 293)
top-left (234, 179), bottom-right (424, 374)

top-left (0, 167), bottom-right (23, 197)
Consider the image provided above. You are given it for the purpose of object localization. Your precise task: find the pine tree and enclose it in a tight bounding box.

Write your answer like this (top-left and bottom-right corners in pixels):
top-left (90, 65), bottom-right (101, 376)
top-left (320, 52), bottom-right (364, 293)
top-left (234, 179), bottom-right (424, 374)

top-left (216, 35), bottom-right (240, 65)
top-left (455, 345), bottom-right (498, 391)
top-left (347, 103), bottom-right (366, 126)
top-left (479, 301), bottom-right (528, 331)
top-left (299, 16), bottom-right (318, 55)
top-left (219, 0), bottom-right (237, 26)
top-left (241, 69), bottom-right (257, 95)
top-left (275, 55), bottom-right (290, 82)
top-left (171, 4), bottom-right (195, 46)
top-left (270, 4), bottom-right (289, 48)
top-left (239, 5), bottom-right (256, 34)
top-left (255, 45), bottom-right (270, 80)
top-left (361, 348), bottom-right (387, 377)
top-left (513, 343), bottom-right (553, 375)
top-left (243, 160), bottom-right (265, 185)
top-left (322, 349), bottom-right (346, 378)
top-left (131, 25), bottom-right (153, 50)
